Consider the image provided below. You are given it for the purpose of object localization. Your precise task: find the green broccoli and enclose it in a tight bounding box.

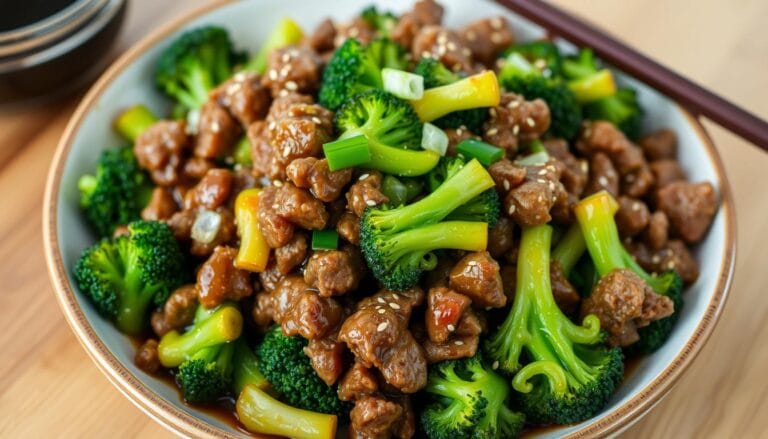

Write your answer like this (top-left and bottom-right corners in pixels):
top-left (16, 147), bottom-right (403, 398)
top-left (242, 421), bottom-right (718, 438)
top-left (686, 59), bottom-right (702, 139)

top-left (256, 326), bottom-right (347, 416)
top-left (426, 156), bottom-right (500, 226)
top-left (361, 5), bottom-right (398, 37)
top-left (177, 343), bottom-right (235, 403)
top-left (421, 355), bottom-right (526, 439)
top-left (500, 40), bottom-right (563, 78)
top-left (498, 51), bottom-right (582, 140)
top-left (158, 304), bottom-right (243, 367)
top-left (233, 339), bottom-right (270, 394)
top-left (334, 89), bottom-right (439, 176)
top-left (485, 224), bottom-right (624, 424)
top-left (155, 26), bottom-right (245, 113)
top-left (413, 57), bottom-right (489, 133)
top-left (574, 191), bottom-right (683, 355)
top-left (319, 38), bottom-right (407, 110)
top-left (360, 159), bottom-right (494, 290)
top-left (74, 221), bottom-right (186, 335)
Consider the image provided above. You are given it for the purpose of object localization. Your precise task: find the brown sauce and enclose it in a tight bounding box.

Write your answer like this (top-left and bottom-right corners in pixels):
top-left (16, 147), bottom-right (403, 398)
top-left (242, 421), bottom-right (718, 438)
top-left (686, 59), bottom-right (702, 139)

top-left (0, 0), bottom-right (78, 31)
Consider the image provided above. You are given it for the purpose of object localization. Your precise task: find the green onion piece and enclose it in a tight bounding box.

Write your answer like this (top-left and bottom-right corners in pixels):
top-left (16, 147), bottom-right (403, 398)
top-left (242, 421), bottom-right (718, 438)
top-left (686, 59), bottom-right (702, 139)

top-left (312, 230), bottom-right (339, 250)
top-left (421, 122), bottom-right (448, 156)
top-left (456, 139), bottom-right (504, 166)
top-left (517, 151), bottom-right (549, 166)
top-left (382, 68), bottom-right (424, 100)
top-left (528, 139), bottom-right (547, 154)
top-left (323, 135), bottom-right (371, 171)
top-left (234, 136), bottom-right (252, 165)
top-left (245, 18), bottom-right (304, 73)
top-left (381, 175), bottom-right (408, 206)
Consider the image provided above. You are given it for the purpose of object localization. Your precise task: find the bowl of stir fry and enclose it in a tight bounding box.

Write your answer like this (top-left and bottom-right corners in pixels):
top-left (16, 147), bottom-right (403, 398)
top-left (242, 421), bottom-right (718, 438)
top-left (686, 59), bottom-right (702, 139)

top-left (43, 0), bottom-right (736, 437)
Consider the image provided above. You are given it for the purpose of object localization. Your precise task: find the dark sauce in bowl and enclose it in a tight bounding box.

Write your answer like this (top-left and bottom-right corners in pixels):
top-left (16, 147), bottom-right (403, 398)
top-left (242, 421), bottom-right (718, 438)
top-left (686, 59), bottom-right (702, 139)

top-left (0, 0), bottom-right (78, 31)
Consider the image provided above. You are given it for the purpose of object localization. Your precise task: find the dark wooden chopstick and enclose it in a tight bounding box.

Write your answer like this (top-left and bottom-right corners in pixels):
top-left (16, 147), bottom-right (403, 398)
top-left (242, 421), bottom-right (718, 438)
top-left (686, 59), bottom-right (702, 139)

top-left (494, 0), bottom-right (768, 150)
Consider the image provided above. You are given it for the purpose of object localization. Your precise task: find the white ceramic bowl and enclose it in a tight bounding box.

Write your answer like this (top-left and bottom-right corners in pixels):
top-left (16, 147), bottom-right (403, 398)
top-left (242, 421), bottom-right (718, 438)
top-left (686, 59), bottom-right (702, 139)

top-left (43, 0), bottom-right (737, 437)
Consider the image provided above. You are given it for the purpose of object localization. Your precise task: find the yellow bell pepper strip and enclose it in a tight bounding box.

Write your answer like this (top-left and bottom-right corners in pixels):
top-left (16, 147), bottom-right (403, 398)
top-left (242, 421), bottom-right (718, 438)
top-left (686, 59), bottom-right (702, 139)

top-left (568, 68), bottom-right (616, 103)
top-left (234, 188), bottom-right (270, 272)
top-left (411, 70), bottom-right (501, 122)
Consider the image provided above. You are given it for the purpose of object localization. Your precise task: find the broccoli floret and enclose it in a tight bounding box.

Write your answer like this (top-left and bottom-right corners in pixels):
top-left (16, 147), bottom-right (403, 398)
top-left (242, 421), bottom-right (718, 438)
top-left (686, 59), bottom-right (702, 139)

top-left (319, 38), bottom-right (407, 110)
top-left (501, 41), bottom-right (563, 78)
top-left (74, 221), bottom-right (187, 334)
top-left (583, 88), bottom-right (644, 140)
top-left (233, 339), bottom-right (270, 394)
top-left (177, 343), bottom-right (235, 403)
top-left (361, 5), bottom-right (398, 37)
top-left (77, 147), bottom-right (152, 238)
top-left (360, 159), bottom-right (494, 290)
top-left (426, 156), bottom-right (500, 226)
top-left (413, 58), bottom-right (489, 133)
top-left (486, 224), bottom-right (624, 424)
top-left (237, 385), bottom-right (338, 439)
top-left (498, 52), bottom-right (582, 140)
top-left (421, 355), bottom-right (525, 439)
top-left (335, 89), bottom-right (439, 176)
top-left (155, 26), bottom-right (245, 113)
top-left (574, 191), bottom-right (683, 355)
top-left (158, 303), bottom-right (243, 367)
top-left (256, 326), bottom-right (347, 416)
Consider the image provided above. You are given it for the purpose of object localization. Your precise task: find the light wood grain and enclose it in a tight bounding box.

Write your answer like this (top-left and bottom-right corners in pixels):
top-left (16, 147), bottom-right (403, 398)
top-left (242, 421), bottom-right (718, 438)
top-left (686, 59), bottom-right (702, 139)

top-left (1, 0), bottom-right (766, 437)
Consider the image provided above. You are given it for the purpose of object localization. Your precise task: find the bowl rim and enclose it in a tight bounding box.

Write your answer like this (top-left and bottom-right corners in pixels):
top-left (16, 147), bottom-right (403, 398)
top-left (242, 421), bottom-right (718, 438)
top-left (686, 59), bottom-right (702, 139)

top-left (42, 0), bottom-right (737, 437)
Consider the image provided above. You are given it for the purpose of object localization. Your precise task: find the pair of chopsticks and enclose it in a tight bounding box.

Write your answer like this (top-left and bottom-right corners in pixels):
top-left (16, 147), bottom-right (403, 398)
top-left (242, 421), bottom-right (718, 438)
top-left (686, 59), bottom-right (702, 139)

top-left (494, 0), bottom-right (768, 150)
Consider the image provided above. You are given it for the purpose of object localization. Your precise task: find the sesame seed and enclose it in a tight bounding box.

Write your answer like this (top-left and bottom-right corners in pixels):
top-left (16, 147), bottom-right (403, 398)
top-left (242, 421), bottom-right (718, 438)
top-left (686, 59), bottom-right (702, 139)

top-left (536, 178), bottom-right (546, 184)
top-left (512, 125), bottom-right (520, 135)
top-left (534, 59), bottom-right (547, 70)
top-left (598, 176), bottom-right (609, 187)
top-left (272, 180), bottom-right (283, 187)
top-left (538, 169), bottom-right (547, 175)
top-left (268, 121), bottom-right (276, 131)
top-left (421, 51), bottom-right (432, 59)
top-left (632, 202), bottom-right (642, 211)
top-left (281, 53), bottom-right (291, 63)
top-left (348, 27), bottom-right (359, 38)
top-left (508, 204), bottom-right (516, 215)
top-left (282, 146), bottom-right (291, 156)
top-left (490, 32), bottom-right (503, 44)
top-left (312, 116), bottom-right (322, 124)
top-left (454, 340), bottom-right (464, 346)
top-left (446, 42), bottom-right (457, 51)
top-left (489, 108), bottom-right (497, 118)
top-left (447, 324), bottom-right (455, 332)
top-left (226, 81), bottom-right (243, 95)
top-left (456, 128), bottom-right (464, 136)
top-left (285, 81), bottom-right (298, 91)
top-left (268, 69), bottom-right (278, 80)
top-left (667, 261), bottom-right (676, 270)
top-left (378, 308), bottom-right (386, 314)
top-left (234, 72), bottom-right (248, 81)
top-left (365, 199), bottom-right (377, 207)
top-left (549, 181), bottom-right (556, 191)
top-left (359, 173), bottom-right (370, 181)
top-left (503, 180), bottom-right (510, 191)
top-left (437, 33), bottom-right (448, 44)
top-left (437, 45), bottom-right (447, 56)
top-left (651, 255), bottom-right (661, 264)
top-left (486, 128), bottom-right (499, 136)
top-left (211, 121), bottom-right (220, 133)
top-left (526, 117), bottom-right (536, 128)
top-left (507, 100), bottom-right (521, 109)
top-left (492, 361), bottom-right (499, 370)
top-left (462, 48), bottom-right (471, 57)
top-left (377, 297), bottom-right (386, 303)
top-left (278, 89), bottom-right (289, 97)
top-left (490, 17), bottom-right (504, 29)
top-left (580, 161), bottom-right (589, 173)
top-left (389, 302), bottom-right (401, 310)
top-left (392, 293), bottom-right (400, 299)
top-left (377, 322), bottom-right (389, 332)
top-left (468, 260), bottom-right (478, 266)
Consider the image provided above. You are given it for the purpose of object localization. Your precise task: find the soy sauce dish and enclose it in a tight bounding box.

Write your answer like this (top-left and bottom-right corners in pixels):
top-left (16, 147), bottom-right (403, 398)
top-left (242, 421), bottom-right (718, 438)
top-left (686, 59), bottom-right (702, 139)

top-left (44, 0), bottom-right (735, 437)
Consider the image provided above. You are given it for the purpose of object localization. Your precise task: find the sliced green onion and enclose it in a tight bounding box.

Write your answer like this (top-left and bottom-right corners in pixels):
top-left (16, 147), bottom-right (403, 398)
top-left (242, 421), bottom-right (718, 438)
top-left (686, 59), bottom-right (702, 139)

top-left (517, 151), bottom-right (549, 166)
top-left (234, 136), bottom-right (252, 165)
top-left (382, 68), bottom-right (424, 100)
top-left (502, 52), bottom-right (537, 76)
top-left (312, 230), bottom-right (339, 250)
top-left (456, 139), bottom-right (504, 166)
top-left (381, 175), bottom-right (408, 206)
top-left (527, 139), bottom-right (547, 154)
top-left (323, 135), bottom-right (371, 171)
top-left (421, 122), bottom-right (448, 156)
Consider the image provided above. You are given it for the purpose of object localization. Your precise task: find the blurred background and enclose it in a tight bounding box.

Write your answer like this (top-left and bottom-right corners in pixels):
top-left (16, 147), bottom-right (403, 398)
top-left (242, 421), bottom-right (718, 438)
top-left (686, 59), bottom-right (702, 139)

top-left (0, 0), bottom-right (765, 437)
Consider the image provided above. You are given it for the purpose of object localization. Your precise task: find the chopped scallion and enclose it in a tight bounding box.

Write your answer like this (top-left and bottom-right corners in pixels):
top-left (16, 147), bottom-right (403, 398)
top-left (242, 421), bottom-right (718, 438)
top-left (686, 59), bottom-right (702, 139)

top-left (456, 139), bottom-right (504, 166)
top-left (322, 135), bottom-right (371, 171)
top-left (421, 122), bottom-right (448, 156)
top-left (312, 230), bottom-right (339, 250)
top-left (382, 68), bottom-right (424, 100)
top-left (517, 151), bottom-right (549, 166)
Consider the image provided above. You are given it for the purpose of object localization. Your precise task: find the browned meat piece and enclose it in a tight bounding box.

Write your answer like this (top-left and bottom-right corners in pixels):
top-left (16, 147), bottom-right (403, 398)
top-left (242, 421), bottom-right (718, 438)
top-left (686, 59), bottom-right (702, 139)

top-left (350, 396), bottom-right (404, 439)
top-left (412, 26), bottom-right (473, 73)
top-left (656, 181), bottom-right (718, 243)
top-left (287, 157), bottom-right (353, 202)
top-left (505, 180), bottom-right (554, 227)
top-left (444, 126), bottom-right (479, 156)
top-left (150, 284), bottom-right (198, 337)
top-left (305, 18), bottom-right (337, 53)
top-left (212, 72), bottom-right (271, 126)
top-left (182, 156), bottom-right (216, 180)
top-left (304, 246), bottom-right (365, 297)
top-left (274, 232), bottom-right (308, 274)
top-left (346, 172), bottom-right (390, 217)
top-left (271, 275), bottom-right (343, 339)
top-left (615, 196), bottom-right (650, 238)
top-left (629, 240), bottom-right (700, 285)
top-left (268, 102), bottom-right (334, 179)
top-left (134, 120), bottom-right (189, 186)
top-left (423, 335), bottom-right (478, 364)
top-left (189, 207), bottom-right (236, 257)
top-left (141, 187), bottom-right (177, 221)
top-left (334, 17), bottom-right (376, 47)
top-left (184, 168), bottom-right (233, 210)
top-left (650, 159), bottom-right (686, 188)
top-left (585, 152), bottom-right (620, 197)
top-left (577, 121), bottom-right (636, 169)
top-left (339, 288), bottom-right (427, 393)
top-left (251, 291), bottom-right (274, 328)
top-left (257, 185), bottom-right (295, 248)
top-left (165, 209), bottom-right (195, 242)
top-left (581, 268), bottom-right (674, 347)
top-left (425, 287), bottom-right (471, 343)
top-left (337, 211), bottom-right (361, 244)
top-left (645, 211), bottom-right (669, 250)
top-left (392, 396), bottom-right (416, 439)
top-left (338, 362), bottom-right (379, 402)
top-left (135, 339), bottom-right (160, 373)
top-left (267, 92), bottom-right (315, 121)
top-left (195, 101), bottom-right (241, 159)
top-left (460, 16), bottom-right (514, 66)
top-left (304, 335), bottom-right (346, 385)
top-left (273, 182), bottom-right (329, 229)
top-left (543, 138), bottom-right (588, 197)
top-left (196, 246), bottom-right (253, 308)
top-left (228, 167), bottom-right (259, 206)
top-left (246, 121), bottom-right (275, 178)
top-left (549, 177), bottom-right (575, 225)
top-left (258, 262), bottom-right (283, 292)
top-left (639, 128), bottom-right (677, 161)
top-left (550, 262), bottom-right (581, 316)
top-left (487, 216), bottom-right (514, 258)
top-left (262, 45), bottom-right (322, 97)
top-left (391, 0), bottom-right (444, 48)
top-left (623, 165), bottom-right (655, 198)
top-left (483, 93), bottom-right (550, 153)
top-left (449, 251), bottom-right (506, 308)
top-left (488, 158), bottom-right (526, 193)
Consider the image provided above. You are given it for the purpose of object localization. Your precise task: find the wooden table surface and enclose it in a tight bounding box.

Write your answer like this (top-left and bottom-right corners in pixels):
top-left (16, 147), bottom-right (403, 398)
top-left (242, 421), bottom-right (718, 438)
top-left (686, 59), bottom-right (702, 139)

top-left (1, 0), bottom-right (766, 437)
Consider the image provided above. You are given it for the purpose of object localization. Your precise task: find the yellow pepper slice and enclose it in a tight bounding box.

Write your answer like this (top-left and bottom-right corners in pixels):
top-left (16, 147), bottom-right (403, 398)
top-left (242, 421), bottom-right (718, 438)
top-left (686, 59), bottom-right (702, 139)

top-left (234, 188), bottom-right (270, 272)
top-left (411, 70), bottom-right (501, 122)
top-left (568, 69), bottom-right (616, 103)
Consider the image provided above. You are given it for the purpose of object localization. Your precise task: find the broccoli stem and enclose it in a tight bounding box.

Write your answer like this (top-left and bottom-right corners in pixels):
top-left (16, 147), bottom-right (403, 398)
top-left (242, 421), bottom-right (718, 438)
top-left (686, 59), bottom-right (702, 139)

top-left (113, 105), bottom-right (158, 142)
top-left (233, 340), bottom-right (269, 394)
top-left (512, 359), bottom-right (568, 395)
top-left (245, 18), bottom-right (304, 73)
top-left (236, 384), bottom-right (337, 439)
top-left (573, 191), bottom-right (632, 277)
top-left (339, 130), bottom-right (439, 176)
top-left (411, 70), bottom-right (500, 122)
top-left (158, 306), bottom-right (243, 367)
top-left (552, 224), bottom-right (587, 276)
top-left (388, 221), bottom-right (489, 259)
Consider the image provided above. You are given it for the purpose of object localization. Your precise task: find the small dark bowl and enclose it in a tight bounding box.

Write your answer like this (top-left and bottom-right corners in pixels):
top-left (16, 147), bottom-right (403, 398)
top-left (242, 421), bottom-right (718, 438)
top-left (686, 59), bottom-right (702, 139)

top-left (0, 0), bottom-right (126, 106)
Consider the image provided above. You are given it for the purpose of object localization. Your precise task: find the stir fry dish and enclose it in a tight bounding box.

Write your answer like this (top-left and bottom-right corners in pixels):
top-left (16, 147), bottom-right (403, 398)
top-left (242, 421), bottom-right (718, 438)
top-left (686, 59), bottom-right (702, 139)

top-left (73, 1), bottom-right (720, 437)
